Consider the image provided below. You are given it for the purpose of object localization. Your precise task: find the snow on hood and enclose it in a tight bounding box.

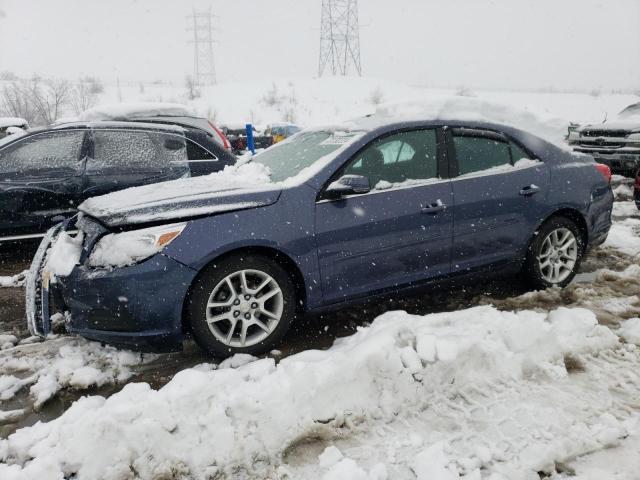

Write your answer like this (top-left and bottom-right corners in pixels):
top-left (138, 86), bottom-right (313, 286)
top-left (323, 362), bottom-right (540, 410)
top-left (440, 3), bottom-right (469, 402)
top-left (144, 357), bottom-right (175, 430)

top-left (579, 118), bottom-right (640, 133)
top-left (79, 163), bottom-right (280, 227)
top-left (79, 102), bottom-right (197, 121)
top-left (347, 96), bottom-right (571, 148)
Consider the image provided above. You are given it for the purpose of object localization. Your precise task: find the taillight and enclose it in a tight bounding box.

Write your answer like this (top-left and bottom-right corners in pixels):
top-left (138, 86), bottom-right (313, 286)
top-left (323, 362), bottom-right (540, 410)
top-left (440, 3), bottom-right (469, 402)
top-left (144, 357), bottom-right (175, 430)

top-left (594, 163), bottom-right (611, 184)
top-left (208, 120), bottom-right (231, 150)
top-left (635, 172), bottom-right (640, 190)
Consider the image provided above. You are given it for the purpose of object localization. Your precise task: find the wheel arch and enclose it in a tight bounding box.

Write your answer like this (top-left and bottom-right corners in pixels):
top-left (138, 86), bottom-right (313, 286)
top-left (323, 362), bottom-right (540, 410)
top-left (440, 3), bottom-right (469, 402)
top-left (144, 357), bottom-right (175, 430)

top-left (181, 245), bottom-right (308, 334)
top-left (526, 207), bottom-right (589, 261)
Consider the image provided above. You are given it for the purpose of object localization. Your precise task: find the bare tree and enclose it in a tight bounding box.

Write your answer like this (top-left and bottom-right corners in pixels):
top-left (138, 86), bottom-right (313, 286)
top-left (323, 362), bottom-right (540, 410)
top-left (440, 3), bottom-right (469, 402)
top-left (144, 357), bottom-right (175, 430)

top-left (1, 81), bottom-right (38, 124)
top-left (69, 80), bottom-right (98, 115)
top-left (30, 78), bottom-right (71, 124)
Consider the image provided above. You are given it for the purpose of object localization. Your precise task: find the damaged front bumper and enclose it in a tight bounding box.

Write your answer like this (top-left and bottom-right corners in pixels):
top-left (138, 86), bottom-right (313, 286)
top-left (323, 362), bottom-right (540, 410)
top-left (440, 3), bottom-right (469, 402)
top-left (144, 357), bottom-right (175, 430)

top-left (26, 218), bottom-right (199, 351)
top-left (25, 224), bottom-right (62, 337)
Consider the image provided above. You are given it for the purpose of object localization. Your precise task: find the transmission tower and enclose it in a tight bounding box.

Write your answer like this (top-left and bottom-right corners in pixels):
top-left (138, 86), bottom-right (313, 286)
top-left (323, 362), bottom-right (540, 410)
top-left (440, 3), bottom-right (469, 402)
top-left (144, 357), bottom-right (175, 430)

top-left (318, 0), bottom-right (362, 77)
top-left (187, 8), bottom-right (217, 86)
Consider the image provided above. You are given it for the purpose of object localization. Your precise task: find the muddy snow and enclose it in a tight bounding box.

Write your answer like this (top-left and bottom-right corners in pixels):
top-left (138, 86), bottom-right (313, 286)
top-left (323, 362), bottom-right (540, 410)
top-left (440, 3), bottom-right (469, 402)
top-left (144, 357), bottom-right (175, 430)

top-left (0, 177), bottom-right (638, 479)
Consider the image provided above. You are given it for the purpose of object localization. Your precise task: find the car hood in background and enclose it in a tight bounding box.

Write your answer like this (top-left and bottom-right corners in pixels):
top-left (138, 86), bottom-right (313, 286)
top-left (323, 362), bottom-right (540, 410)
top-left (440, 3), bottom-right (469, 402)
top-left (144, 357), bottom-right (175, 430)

top-left (578, 118), bottom-right (640, 133)
top-left (78, 165), bottom-right (281, 227)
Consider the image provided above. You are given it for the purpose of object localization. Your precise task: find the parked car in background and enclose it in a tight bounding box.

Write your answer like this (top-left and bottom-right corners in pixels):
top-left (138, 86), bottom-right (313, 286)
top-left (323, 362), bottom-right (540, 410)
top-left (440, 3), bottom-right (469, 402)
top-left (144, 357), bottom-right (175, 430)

top-left (568, 102), bottom-right (640, 176)
top-left (221, 124), bottom-right (274, 155)
top-left (0, 117), bottom-right (28, 138)
top-left (265, 123), bottom-right (301, 143)
top-left (79, 102), bottom-right (232, 151)
top-left (29, 115), bottom-right (613, 357)
top-left (0, 121), bottom-right (236, 242)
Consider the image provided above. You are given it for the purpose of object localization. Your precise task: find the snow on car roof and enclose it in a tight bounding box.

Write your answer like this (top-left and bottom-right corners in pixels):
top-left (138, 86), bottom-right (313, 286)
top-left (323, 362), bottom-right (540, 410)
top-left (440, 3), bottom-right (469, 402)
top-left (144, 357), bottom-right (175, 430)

top-left (79, 102), bottom-right (198, 121)
top-left (51, 120), bottom-right (185, 133)
top-left (0, 117), bottom-right (28, 128)
top-left (311, 96), bottom-right (569, 148)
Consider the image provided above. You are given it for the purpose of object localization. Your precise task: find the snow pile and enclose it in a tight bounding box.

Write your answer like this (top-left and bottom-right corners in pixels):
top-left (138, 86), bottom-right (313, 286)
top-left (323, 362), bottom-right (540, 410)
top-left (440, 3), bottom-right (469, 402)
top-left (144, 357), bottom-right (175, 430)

top-left (79, 162), bottom-right (275, 226)
top-left (0, 337), bottom-right (154, 410)
top-left (363, 96), bottom-right (570, 148)
top-left (0, 335), bottom-right (18, 350)
top-left (0, 117), bottom-right (28, 128)
top-left (45, 231), bottom-right (84, 278)
top-left (0, 305), bottom-right (627, 479)
top-left (0, 271), bottom-right (26, 288)
top-left (79, 102), bottom-right (196, 121)
top-left (618, 318), bottom-right (640, 346)
top-left (603, 217), bottom-right (640, 257)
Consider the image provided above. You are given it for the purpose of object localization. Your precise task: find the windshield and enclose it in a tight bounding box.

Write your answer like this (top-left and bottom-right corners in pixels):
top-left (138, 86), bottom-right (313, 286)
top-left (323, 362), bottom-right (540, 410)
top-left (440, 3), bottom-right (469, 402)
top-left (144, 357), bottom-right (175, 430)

top-left (251, 130), bottom-right (361, 182)
top-left (619, 103), bottom-right (640, 118)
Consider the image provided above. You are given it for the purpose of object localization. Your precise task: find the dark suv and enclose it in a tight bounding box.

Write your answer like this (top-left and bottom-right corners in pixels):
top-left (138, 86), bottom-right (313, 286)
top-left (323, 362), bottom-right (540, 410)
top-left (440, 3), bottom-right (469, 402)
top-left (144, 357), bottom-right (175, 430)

top-left (0, 121), bottom-right (236, 241)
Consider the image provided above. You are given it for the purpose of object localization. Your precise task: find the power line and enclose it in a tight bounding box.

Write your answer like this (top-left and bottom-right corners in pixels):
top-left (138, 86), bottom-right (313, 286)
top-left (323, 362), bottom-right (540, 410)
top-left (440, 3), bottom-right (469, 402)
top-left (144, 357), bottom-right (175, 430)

top-left (187, 8), bottom-right (217, 86)
top-left (318, 0), bottom-right (362, 77)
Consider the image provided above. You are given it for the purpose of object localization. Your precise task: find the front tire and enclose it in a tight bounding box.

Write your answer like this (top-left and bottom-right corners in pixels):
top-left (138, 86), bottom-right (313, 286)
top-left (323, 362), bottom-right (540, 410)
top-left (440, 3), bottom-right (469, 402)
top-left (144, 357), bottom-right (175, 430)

top-left (186, 254), bottom-right (298, 358)
top-left (523, 216), bottom-right (584, 289)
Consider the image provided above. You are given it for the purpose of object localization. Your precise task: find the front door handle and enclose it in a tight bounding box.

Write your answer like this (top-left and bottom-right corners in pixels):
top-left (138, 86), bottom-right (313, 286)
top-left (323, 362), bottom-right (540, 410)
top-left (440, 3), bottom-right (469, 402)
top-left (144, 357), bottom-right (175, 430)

top-left (421, 199), bottom-right (446, 214)
top-left (519, 184), bottom-right (540, 196)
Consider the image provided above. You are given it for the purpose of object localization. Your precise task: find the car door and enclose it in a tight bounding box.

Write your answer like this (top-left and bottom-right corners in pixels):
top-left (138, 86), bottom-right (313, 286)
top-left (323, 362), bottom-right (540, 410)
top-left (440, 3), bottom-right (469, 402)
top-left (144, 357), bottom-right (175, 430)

top-left (447, 127), bottom-right (550, 274)
top-left (315, 128), bottom-right (453, 304)
top-left (82, 129), bottom-right (190, 200)
top-left (0, 129), bottom-right (87, 238)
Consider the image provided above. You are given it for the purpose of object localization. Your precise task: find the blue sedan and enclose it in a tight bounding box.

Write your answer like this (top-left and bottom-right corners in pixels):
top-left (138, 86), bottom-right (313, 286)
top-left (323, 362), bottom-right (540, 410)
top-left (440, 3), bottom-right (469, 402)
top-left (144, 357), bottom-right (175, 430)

top-left (27, 118), bottom-right (614, 357)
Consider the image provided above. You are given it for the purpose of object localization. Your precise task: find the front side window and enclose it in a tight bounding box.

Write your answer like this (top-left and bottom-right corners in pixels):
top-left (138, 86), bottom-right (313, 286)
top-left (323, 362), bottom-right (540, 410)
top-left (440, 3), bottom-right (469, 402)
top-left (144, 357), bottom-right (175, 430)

top-left (342, 129), bottom-right (439, 190)
top-left (88, 130), bottom-right (188, 172)
top-left (453, 135), bottom-right (511, 175)
top-left (0, 130), bottom-right (85, 177)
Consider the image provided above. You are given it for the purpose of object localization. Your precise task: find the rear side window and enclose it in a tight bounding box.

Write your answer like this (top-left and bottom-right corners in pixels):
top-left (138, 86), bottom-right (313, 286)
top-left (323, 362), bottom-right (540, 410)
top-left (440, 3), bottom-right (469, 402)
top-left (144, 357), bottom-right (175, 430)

top-left (186, 140), bottom-right (217, 161)
top-left (0, 130), bottom-right (85, 176)
top-left (89, 130), bottom-right (188, 172)
top-left (453, 135), bottom-right (511, 175)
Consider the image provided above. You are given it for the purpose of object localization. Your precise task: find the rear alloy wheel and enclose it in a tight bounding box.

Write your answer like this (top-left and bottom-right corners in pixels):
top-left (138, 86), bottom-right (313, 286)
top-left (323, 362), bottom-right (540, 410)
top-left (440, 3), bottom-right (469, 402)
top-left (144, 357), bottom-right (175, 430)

top-left (537, 227), bottom-right (578, 284)
top-left (187, 254), bottom-right (297, 357)
top-left (524, 216), bottom-right (584, 289)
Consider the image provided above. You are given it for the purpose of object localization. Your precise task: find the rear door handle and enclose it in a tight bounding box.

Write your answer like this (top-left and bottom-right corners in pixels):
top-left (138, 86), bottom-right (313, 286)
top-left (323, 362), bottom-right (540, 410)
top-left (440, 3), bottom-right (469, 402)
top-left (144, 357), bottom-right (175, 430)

top-left (421, 199), bottom-right (446, 214)
top-left (519, 184), bottom-right (540, 196)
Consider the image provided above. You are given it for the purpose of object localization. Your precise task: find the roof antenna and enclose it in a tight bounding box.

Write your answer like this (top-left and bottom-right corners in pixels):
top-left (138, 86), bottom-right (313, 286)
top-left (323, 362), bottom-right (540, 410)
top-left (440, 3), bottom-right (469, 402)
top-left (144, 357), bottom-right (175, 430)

top-left (602, 111), bottom-right (608, 124)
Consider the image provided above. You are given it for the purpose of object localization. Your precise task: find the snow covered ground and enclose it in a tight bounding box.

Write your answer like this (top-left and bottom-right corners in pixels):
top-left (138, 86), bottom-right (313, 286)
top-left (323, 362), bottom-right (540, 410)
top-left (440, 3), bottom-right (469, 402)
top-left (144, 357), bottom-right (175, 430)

top-left (0, 177), bottom-right (638, 479)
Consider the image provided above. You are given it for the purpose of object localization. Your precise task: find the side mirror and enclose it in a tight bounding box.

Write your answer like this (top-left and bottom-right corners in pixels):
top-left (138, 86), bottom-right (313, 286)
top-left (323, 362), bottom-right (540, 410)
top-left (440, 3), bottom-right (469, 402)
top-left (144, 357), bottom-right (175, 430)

top-left (324, 174), bottom-right (370, 199)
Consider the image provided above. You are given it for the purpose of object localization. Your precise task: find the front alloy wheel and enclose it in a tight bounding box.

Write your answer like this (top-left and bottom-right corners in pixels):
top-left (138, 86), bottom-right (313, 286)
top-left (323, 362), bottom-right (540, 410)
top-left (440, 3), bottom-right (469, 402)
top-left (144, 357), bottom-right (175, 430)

top-left (206, 269), bottom-right (283, 348)
top-left (187, 254), bottom-right (297, 357)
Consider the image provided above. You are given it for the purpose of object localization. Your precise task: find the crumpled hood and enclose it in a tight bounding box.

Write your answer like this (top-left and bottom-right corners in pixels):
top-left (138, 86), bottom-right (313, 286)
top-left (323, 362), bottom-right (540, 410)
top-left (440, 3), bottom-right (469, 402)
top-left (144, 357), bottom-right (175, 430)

top-left (79, 163), bottom-right (281, 227)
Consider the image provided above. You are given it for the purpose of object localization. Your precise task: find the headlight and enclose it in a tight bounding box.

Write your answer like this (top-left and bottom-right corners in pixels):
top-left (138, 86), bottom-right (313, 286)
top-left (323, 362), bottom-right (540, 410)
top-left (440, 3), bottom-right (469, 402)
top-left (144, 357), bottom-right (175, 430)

top-left (89, 222), bottom-right (186, 268)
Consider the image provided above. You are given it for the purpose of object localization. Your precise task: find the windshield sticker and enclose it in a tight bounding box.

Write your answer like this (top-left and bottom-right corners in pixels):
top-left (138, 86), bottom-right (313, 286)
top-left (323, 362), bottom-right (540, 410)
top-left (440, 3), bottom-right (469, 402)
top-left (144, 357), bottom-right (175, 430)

top-left (320, 134), bottom-right (354, 146)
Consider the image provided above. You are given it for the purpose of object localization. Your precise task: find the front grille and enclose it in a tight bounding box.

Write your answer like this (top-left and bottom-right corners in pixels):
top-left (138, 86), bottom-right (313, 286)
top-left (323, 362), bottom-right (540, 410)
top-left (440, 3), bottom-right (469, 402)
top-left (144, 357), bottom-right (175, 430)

top-left (581, 130), bottom-right (629, 138)
top-left (578, 141), bottom-right (625, 149)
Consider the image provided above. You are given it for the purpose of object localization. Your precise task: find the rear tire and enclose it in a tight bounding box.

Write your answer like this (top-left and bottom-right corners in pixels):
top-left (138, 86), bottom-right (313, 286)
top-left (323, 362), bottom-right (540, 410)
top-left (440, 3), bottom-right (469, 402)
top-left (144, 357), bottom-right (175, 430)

top-left (186, 253), bottom-right (298, 358)
top-left (523, 216), bottom-right (585, 290)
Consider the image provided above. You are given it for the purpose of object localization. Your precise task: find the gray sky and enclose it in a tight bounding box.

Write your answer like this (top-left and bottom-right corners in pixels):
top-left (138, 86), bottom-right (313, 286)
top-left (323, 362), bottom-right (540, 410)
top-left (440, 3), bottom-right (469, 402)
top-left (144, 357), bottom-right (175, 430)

top-left (0, 0), bottom-right (638, 91)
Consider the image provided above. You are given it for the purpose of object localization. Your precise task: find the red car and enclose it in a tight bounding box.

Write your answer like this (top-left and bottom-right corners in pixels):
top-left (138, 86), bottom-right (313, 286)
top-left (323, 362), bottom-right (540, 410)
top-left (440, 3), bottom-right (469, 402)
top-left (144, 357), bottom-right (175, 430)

top-left (635, 170), bottom-right (640, 209)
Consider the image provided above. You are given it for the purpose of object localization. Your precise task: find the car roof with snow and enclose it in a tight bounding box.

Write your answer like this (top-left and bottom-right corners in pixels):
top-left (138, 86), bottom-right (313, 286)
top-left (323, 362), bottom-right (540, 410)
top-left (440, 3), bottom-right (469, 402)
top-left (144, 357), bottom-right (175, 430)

top-left (49, 120), bottom-right (185, 133)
